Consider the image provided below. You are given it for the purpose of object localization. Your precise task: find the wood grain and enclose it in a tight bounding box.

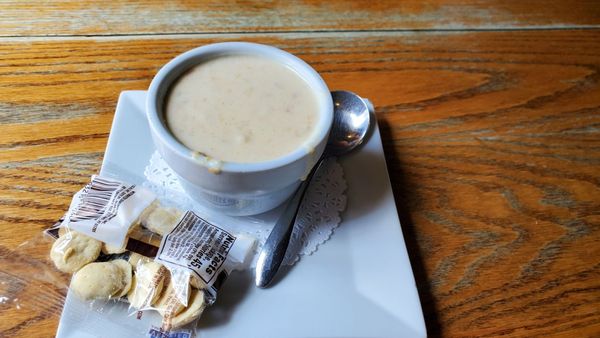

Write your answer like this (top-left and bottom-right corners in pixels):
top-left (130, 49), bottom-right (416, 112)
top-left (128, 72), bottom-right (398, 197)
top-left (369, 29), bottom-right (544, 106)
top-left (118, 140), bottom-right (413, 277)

top-left (1, 30), bottom-right (599, 337)
top-left (0, 0), bottom-right (599, 37)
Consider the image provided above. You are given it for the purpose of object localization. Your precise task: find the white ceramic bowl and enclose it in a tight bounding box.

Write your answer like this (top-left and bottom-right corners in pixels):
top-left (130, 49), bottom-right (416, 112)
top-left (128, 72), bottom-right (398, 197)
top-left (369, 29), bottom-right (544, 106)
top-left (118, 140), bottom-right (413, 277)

top-left (146, 42), bottom-right (333, 216)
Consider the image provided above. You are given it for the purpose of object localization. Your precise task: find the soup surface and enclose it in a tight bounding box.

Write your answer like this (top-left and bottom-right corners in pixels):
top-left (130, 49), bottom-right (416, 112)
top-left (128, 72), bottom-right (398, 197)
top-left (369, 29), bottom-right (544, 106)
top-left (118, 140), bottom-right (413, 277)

top-left (165, 54), bottom-right (320, 163)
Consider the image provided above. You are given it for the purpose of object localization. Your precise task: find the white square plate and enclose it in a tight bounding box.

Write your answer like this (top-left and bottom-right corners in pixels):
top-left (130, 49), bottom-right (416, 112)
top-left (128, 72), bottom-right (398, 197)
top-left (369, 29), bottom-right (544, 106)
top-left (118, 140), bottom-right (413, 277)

top-left (56, 91), bottom-right (426, 338)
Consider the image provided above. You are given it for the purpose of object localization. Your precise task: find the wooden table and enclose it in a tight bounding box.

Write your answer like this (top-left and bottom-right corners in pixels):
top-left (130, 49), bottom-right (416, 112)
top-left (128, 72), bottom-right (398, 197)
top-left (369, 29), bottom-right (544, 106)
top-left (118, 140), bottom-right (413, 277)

top-left (1, 1), bottom-right (599, 337)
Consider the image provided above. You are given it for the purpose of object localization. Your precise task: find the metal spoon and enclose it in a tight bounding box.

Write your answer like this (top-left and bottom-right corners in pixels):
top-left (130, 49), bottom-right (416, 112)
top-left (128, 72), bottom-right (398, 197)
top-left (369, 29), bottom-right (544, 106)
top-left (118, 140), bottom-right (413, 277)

top-left (255, 90), bottom-right (372, 288)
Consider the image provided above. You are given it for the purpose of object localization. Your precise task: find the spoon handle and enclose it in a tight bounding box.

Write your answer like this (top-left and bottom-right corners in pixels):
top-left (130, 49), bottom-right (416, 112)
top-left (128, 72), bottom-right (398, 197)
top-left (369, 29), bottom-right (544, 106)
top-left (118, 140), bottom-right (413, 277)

top-left (255, 157), bottom-right (326, 288)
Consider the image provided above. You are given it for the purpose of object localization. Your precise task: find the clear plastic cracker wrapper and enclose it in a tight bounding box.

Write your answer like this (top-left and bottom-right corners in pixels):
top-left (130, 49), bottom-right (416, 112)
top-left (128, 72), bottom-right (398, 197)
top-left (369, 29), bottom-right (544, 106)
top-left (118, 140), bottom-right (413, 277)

top-left (43, 175), bottom-right (257, 336)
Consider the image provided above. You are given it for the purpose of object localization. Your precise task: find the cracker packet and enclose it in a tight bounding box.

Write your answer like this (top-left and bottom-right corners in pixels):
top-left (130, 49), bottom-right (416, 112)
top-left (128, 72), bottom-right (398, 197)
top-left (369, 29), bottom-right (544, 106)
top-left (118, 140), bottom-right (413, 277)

top-left (45, 175), bottom-right (256, 336)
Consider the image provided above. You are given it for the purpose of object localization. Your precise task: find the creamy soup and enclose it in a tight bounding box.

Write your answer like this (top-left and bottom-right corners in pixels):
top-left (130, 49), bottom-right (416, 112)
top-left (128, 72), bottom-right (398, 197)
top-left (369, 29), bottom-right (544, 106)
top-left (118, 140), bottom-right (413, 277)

top-left (165, 54), bottom-right (320, 163)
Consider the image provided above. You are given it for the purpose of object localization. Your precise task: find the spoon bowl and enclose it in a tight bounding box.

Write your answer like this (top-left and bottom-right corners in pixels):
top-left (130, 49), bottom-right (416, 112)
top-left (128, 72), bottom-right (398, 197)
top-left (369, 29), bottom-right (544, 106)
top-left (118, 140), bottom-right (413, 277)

top-left (327, 91), bottom-right (371, 156)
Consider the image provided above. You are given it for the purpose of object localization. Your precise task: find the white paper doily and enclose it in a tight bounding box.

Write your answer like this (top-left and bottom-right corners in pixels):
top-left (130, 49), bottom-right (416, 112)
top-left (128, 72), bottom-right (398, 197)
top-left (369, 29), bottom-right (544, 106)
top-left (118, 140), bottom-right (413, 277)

top-left (143, 151), bottom-right (347, 266)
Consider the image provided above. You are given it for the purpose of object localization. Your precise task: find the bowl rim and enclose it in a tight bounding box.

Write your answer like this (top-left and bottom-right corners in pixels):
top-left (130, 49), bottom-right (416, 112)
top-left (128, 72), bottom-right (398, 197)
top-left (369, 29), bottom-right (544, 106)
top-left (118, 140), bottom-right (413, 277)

top-left (146, 42), bottom-right (333, 173)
